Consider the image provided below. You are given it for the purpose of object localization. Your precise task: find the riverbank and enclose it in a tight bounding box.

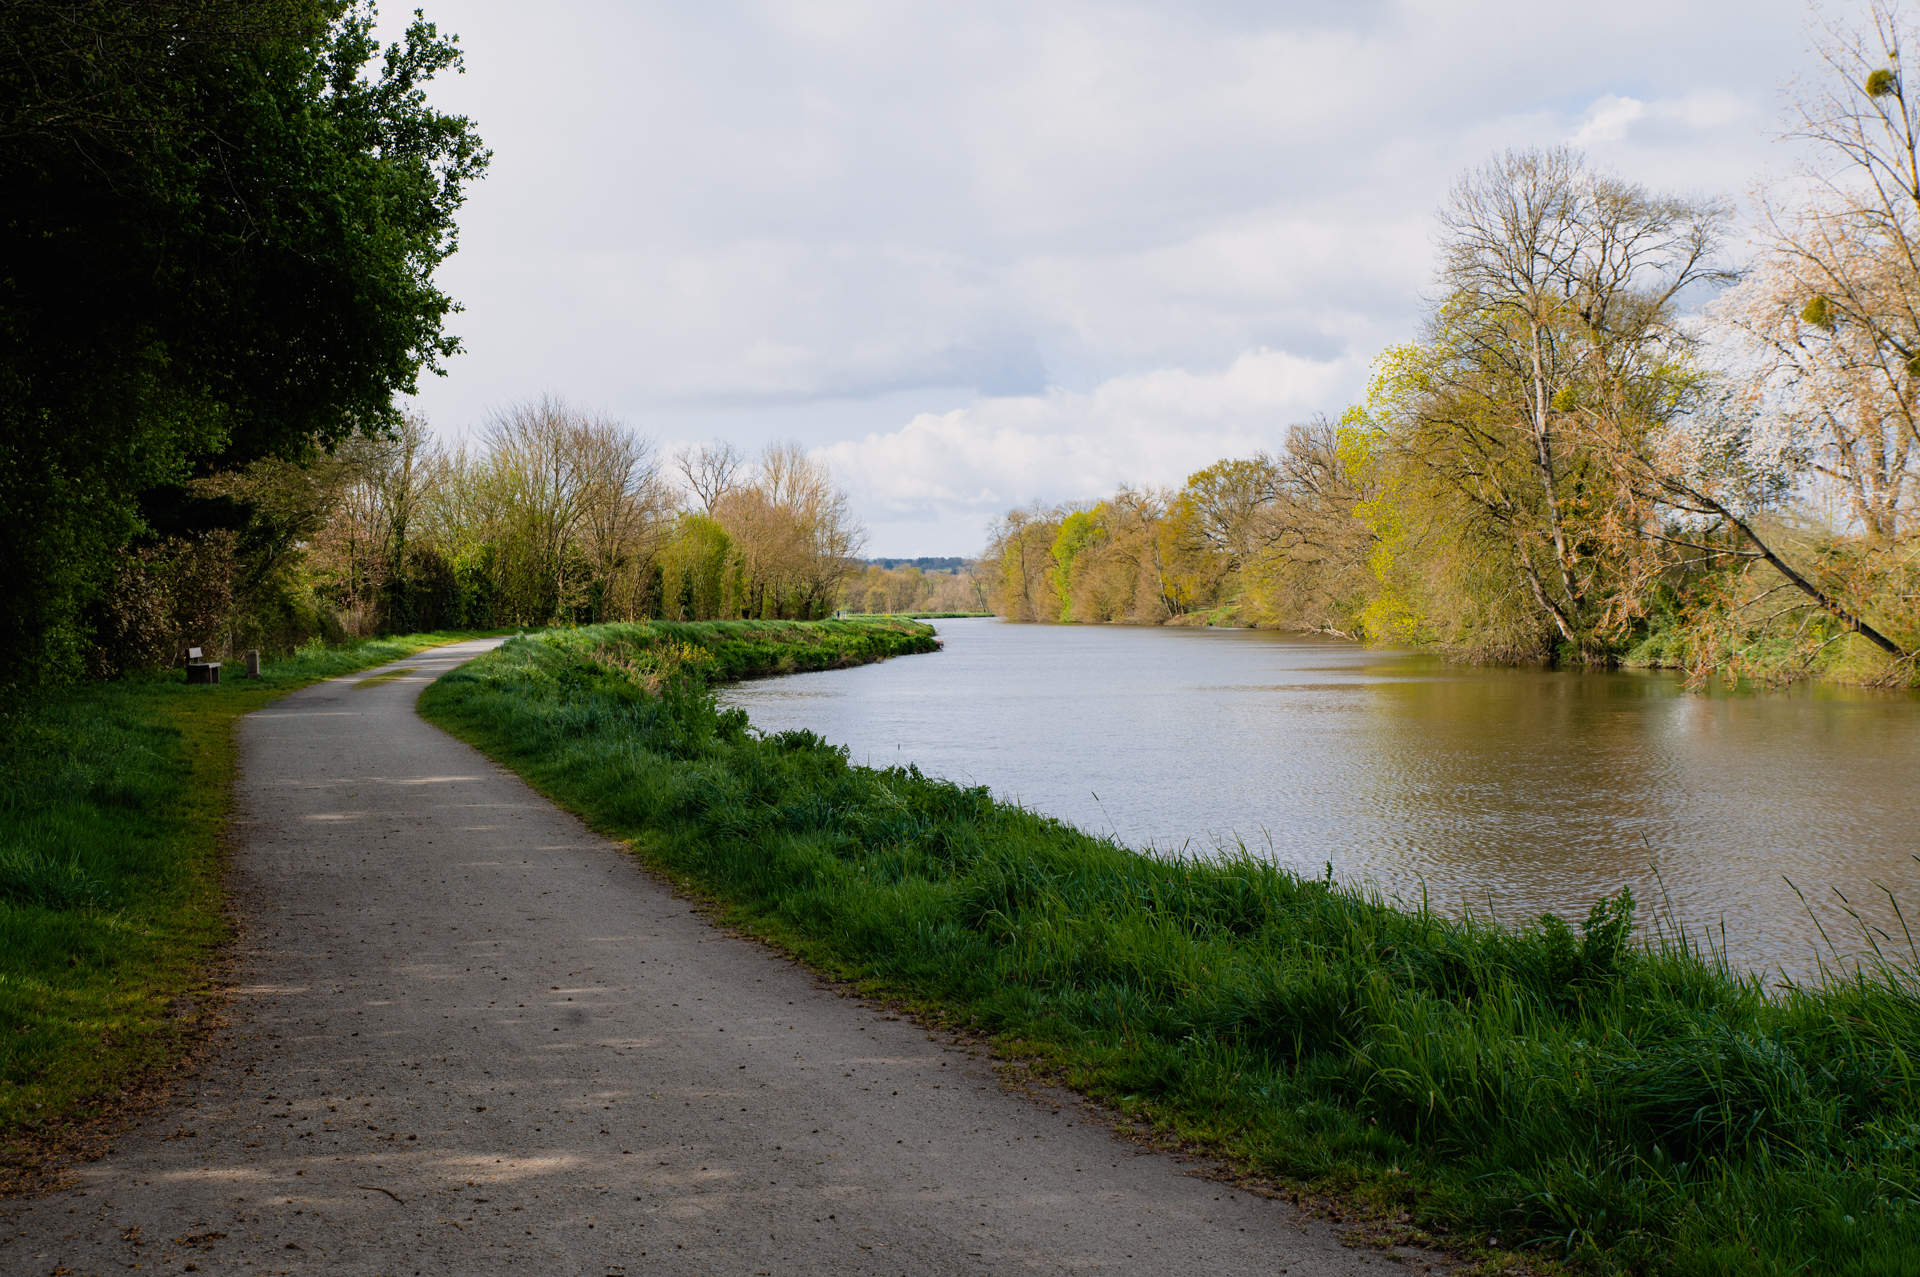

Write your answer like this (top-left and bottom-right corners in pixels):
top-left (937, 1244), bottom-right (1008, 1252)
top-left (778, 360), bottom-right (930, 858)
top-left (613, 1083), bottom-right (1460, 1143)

top-left (545, 615), bottom-right (938, 683)
top-left (0, 631), bottom-right (507, 1177)
top-left (422, 627), bottom-right (1920, 1276)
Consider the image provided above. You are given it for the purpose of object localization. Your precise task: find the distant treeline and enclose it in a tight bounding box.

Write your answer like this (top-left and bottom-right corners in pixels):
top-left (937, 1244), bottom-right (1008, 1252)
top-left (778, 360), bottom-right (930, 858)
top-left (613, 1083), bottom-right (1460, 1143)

top-left (981, 421), bottom-right (1368, 638)
top-left (864, 556), bottom-right (969, 572)
top-left (846, 562), bottom-right (987, 615)
top-left (87, 403), bottom-right (875, 677)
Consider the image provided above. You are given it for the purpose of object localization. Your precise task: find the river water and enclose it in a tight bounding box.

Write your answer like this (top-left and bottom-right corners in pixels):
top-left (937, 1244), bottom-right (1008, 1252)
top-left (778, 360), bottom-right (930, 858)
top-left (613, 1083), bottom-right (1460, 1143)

top-left (719, 618), bottom-right (1920, 979)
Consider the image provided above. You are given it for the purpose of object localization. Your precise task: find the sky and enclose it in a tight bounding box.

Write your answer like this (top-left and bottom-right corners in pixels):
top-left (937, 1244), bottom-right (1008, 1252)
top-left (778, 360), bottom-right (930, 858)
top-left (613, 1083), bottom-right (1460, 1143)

top-left (378, 0), bottom-right (1834, 556)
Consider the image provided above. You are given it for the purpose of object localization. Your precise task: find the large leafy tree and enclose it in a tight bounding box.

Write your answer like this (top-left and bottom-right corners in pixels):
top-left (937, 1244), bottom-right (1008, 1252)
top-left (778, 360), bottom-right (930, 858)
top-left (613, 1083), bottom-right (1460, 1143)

top-left (1366, 148), bottom-right (1730, 663)
top-left (0, 0), bottom-right (488, 680)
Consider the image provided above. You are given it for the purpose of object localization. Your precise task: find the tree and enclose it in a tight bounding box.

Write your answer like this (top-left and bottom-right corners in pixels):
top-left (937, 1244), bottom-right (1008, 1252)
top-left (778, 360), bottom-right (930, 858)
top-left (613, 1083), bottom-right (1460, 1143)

top-left (574, 421), bottom-right (671, 623)
top-left (1046, 509), bottom-right (1102, 621)
top-left (0, 0), bottom-right (488, 680)
top-left (1241, 421), bottom-right (1377, 637)
top-left (310, 417), bottom-right (438, 634)
top-left (461, 398), bottom-right (664, 625)
top-left (657, 515), bottom-right (735, 621)
top-left (675, 442), bottom-right (747, 515)
top-left (1651, 0), bottom-right (1920, 670)
top-left (1373, 147), bottom-right (1731, 662)
top-left (712, 443), bottom-right (866, 618)
top-left (982, 507), bottom-right (1065, 621)
top-left (1173, 458), bottom-right (1280, 571)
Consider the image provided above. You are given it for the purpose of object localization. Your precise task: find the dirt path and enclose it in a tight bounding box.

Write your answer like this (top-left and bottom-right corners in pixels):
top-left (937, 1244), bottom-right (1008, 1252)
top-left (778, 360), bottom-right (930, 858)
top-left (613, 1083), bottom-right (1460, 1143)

top-left (1, 639), bottom-right (1437, 1275)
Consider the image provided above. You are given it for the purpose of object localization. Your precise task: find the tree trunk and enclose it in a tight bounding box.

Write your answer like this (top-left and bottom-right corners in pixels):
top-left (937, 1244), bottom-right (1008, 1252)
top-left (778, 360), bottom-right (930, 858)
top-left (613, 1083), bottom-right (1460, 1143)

top-left (1527, 315), bottom-right (1583, 631)
top-left (1678, 487), bottom-right (1910, 658)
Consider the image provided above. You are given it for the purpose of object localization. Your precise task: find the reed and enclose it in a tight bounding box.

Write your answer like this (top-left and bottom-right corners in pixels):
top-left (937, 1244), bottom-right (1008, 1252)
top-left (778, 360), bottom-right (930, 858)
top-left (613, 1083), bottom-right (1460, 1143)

top-left (420, 628), bottom-right (1920, 1275)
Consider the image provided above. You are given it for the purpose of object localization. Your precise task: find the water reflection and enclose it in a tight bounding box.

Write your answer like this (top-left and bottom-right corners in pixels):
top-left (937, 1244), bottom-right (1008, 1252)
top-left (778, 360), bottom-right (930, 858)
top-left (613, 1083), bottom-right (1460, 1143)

top-left (719, 618), bottom-right (1920, 978)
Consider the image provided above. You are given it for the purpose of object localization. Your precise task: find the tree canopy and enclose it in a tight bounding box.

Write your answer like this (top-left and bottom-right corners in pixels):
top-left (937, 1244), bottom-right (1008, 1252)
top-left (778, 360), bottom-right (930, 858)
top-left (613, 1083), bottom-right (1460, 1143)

top-left (0, 0), bottom-right (488, 681)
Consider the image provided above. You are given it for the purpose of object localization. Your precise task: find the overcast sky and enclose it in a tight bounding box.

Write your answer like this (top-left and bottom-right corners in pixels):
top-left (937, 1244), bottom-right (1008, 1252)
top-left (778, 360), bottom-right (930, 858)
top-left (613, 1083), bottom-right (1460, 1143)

top-left (381, 0), bottom-right (1832, 556)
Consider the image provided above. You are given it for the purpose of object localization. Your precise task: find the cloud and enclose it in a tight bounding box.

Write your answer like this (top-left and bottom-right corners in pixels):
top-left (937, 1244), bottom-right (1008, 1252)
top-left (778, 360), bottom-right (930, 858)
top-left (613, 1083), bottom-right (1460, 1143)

top-left (1572, 90), bottom-right (1755, 151)
top-left (820, 348), bottom-right (1353, 528)
top-left (1572, 95), bottom-right (1648, 146)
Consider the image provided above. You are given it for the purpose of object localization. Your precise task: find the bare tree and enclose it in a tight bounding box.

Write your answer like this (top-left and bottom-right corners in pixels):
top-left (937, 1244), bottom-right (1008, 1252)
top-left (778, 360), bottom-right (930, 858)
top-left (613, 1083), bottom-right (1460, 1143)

top-left (675, 441), bottom-right (746, 515)
top-left (303, 413), bottom-right (441, 633)
top-left (1639, 3), bottom-right (1920, 663)
top-left (482, 396), bottom-right (595, 622)
top-left (572, 419), bottom-right (671, 621)
top-left (980, 506), bottom-right (1062, 621)
top-left (1639, 387), bottom-right (1912, 660)
top-left (713, 442), bottom-right (867, 618)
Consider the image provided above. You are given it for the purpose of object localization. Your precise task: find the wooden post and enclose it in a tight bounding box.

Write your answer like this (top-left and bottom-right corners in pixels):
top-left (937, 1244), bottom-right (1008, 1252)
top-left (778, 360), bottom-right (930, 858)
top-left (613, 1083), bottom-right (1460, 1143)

top-left (245, 649), bottom-right (261, 678)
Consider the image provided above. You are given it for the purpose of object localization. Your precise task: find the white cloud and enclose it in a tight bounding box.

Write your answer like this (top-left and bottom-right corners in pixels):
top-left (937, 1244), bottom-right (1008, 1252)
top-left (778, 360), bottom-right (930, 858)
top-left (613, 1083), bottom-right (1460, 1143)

top-left (1572, 90), bottom-right (1755, 151)
top-left (819, 348), bottom-right (1353, 549)
top-left (1573, 95), bottom-right (1647, 145)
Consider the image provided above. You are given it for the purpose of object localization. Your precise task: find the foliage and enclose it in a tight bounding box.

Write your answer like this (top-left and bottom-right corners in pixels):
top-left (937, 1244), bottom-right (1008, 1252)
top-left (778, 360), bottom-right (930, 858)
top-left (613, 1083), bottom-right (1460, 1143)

top-left (702, 443), bottom-right (868, 620)
top-left (983, 504), bottom-right (1080, 621)
top-left (430, 397), bottom-right (672, 627)
top-left (657, 515), bottom-right (738, 623)
top-left (1363, 150), bottom-right (1732, 665)
top-left (1640, 0), bottom-right (1920, 682)
top-left (423, 633), bottom-right (1920, 1275)
top-left (0, 0), bottom-right (489, 685)
top-left (844, 563), bottom-right (988, 616)
top-left (980, 426), bottom-right (1373, 634)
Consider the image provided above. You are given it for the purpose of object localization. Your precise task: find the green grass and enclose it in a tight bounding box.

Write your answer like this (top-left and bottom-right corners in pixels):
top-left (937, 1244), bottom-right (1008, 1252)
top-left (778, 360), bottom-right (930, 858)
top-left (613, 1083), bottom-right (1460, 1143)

top-left (0, 630), bottom-right (504, 1168)
top-left (541, 617), bottom-right (940, 685)
top-left (420, 628), bottom-right (1920, 1275)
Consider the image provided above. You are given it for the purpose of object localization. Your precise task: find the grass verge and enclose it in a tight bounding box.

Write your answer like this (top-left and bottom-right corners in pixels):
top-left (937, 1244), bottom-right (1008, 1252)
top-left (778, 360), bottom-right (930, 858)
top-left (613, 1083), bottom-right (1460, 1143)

top-left (420, 627), bottom-right (1920, 1276)
top-left (542, 616), bottom-right (940, 687)
top-left (0, 630), bottom-right (503, 1179)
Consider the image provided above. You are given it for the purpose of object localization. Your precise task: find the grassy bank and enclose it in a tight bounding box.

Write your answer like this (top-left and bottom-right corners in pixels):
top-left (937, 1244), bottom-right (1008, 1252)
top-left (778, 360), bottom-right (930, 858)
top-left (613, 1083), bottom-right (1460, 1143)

top-left (541, 617), bottom-right (940, 686)
top-left (0, 631), bottom-right (502, 1171)
top-left (420, 628), bottom-right (1920, 1275)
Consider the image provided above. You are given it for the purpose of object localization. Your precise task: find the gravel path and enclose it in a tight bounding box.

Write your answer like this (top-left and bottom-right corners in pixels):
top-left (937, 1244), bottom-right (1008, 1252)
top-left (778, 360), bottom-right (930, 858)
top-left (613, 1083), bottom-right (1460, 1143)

top-left (1, 639), bottom-right (1440, 1275)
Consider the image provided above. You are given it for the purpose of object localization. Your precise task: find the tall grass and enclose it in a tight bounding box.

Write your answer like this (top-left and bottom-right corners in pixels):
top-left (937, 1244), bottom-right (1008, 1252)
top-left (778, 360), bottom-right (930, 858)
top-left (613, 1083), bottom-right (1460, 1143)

top-left (0, 631), bottom-right (503, 1160)
top-left (421, 628), bottom-right (1920, 1275)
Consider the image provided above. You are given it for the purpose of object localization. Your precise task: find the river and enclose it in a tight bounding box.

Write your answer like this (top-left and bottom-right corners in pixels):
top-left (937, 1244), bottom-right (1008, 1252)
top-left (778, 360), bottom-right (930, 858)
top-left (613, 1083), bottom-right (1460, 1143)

top-left (719, 617), bottom-right (1920, 979)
